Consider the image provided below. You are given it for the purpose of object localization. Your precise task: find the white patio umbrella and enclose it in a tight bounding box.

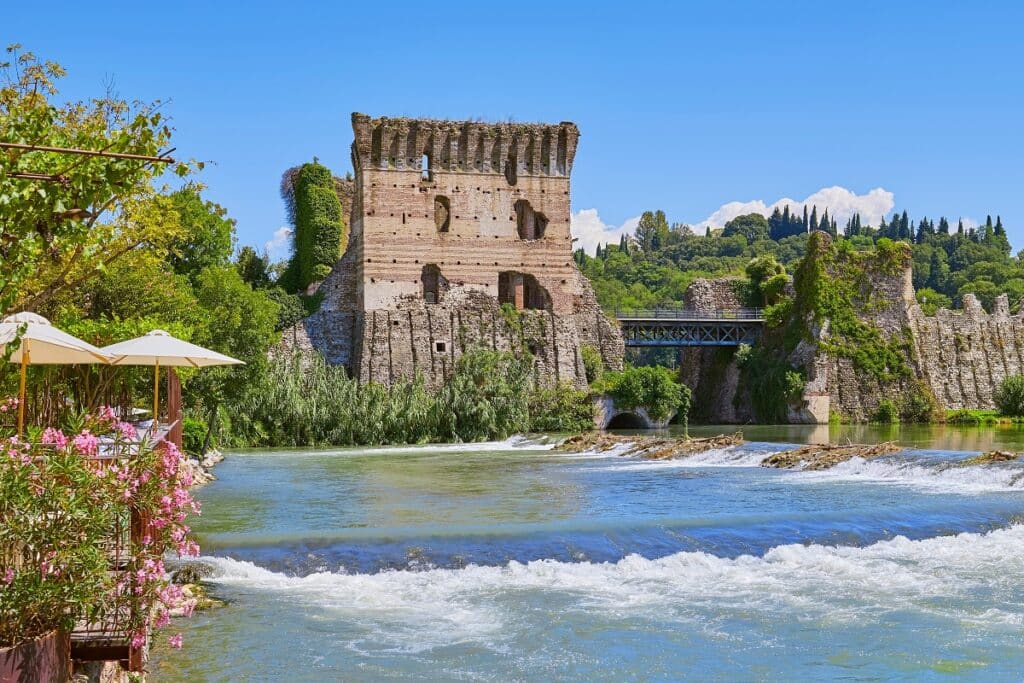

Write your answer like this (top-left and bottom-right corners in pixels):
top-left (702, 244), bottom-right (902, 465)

top-left (0, 312), bottom-right (114, 435)
top-left (101, 330), bottom-right (243, 423)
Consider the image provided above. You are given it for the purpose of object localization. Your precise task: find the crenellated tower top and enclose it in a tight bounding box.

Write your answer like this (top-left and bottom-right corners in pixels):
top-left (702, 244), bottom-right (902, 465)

top-left (350, 113), bottom-right (579, 180)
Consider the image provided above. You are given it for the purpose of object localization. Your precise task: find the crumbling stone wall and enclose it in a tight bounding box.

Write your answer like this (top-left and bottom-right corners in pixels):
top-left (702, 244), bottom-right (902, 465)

top-left (908, 293), bottom-right (1024, 411)
top-left (680, 254), bottom-right (1024, 423)
top-left (295, 113), bottom-right (623, 388)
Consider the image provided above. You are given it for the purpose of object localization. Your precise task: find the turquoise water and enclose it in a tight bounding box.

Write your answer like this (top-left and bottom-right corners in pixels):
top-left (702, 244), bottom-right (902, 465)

top-left (152, 428), bottom-right (1024, 681)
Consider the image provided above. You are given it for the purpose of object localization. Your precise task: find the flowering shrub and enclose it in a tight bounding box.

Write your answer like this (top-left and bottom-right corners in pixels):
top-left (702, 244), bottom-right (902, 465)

top-left (0, 404), bottom-right (200, 651)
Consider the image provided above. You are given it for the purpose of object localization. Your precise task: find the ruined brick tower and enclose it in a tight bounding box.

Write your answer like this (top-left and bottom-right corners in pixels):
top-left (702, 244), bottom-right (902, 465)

top-left (302, 112), bottom-right (623, 387)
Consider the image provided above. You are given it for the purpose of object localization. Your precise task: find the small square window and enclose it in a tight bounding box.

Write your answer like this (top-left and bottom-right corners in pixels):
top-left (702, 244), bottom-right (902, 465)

top-left (435, 341), bottom-right (447, 353)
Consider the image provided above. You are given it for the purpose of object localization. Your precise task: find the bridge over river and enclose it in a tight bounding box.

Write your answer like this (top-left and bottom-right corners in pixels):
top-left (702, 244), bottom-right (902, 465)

top-left (614, 308), bottom-right (764, 347)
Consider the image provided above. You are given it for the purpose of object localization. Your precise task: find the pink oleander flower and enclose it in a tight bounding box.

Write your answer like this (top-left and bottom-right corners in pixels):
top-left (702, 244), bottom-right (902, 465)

top-left (72, 430), bottom-right (99, 457)
top-left (41, 427), bottom-right (68, 448)
top-left (116, 421), bottom-right (137, 440)
top-left (2, 568), bottom-right (13, 585)
top-left (131, 630), bottom-right (147, 649)
top-left (168, 633), bottom-right (183, 649)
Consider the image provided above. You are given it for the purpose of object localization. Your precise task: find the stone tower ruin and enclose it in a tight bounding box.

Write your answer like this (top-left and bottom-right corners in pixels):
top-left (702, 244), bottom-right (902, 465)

top-left (299, 112), bottom-right (623, 387)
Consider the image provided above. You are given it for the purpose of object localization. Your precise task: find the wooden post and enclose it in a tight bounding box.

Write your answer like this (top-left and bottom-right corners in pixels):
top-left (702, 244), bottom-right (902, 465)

top-left (152, 361), bottom-right (160, 426)
top-left (167, 368), bottom-right (183, 450)
top-left (17, 340), bottom-right (29, 437)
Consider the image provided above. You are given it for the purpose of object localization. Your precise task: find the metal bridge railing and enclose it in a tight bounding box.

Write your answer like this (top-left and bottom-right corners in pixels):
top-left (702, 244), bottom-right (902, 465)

top-left (614, 307), bottom-right (764, 321)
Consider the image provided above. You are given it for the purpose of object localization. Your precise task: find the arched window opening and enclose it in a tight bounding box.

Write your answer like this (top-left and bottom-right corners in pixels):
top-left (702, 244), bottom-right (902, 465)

top-left (422, 264), bottom-right (448, 304)
top-left (421, 153), bottom-right (432, 182)
top-left (498, 272), bottom-right (550, 311)
top-left (434, 196), bottom-right (451, 233)
top-left (515, 200), bottom-right (548, 240)
top-left (505, 150), bottom-right (518, 186)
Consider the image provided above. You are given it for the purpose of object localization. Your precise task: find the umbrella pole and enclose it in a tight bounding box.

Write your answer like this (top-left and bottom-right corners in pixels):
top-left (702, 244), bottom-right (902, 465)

top-left (153, 360), bottom-right (160, 426)
top-left (17, 340), bottom-right (29, 438)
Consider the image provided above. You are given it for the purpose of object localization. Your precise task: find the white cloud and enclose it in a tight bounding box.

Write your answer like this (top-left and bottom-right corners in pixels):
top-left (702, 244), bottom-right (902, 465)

top-left (264, 226), bottom-right (292, 260)
top-left (570, 209), bottom-right (640, 255)
top-left (572, 186), bottom-right (897, 254)
top-left (696, 186), bottom-right (896, 230)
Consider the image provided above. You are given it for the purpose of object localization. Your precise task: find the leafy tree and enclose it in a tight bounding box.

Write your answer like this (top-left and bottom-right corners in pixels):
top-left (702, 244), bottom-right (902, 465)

top-left (0, 45), bottom-right (197, 315)
top-left (168, 188), bottom-right (235, 281)
top-left (236, 246), bottom-right (273, 289)
top-left (723, 213), bottom-right (769, 244)
top-left (188, 266), bottom-right (279, 447)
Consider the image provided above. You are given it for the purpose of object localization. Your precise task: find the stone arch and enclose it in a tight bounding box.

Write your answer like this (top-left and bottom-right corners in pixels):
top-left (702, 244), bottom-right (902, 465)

top-left (434, 196), bottom-right (450, 232)
top-left (605, 412), bottom-right (649, 430)
top-left (515, 199), bottom-right (548, 240)
top-left (422, 264), bottom-right (448, 304)
top-left (498, 271), bottom-right (550, 311)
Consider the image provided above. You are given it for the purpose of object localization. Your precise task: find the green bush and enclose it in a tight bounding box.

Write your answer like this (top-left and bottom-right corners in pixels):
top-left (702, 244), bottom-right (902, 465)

top-left (873, 399), bottom-right (899, 423)
top-left (597, 365), bottom-right (691, 425)
top-left (996, 375), bottom-right (1024, 417)
top-left (182, 416), bottom-right (208, 455)
top-left (231, 347), bottom-right (594, 446)
top-left (898, 381), bottom-right (940, 422)
top-left (581, 345), bottom-right (604, 384)
top-left (528, 383), bottom-right (596, 433)
top-left (947, 408), bottom-right (985, 425)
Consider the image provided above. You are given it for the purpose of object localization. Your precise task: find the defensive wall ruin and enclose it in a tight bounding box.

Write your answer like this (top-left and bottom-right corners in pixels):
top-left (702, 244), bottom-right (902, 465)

top-left (296, 113), bottom-right (624, 388)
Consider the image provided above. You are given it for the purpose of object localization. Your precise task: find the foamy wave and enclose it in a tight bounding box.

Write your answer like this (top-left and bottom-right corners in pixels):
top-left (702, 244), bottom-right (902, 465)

top-left (202, 525), bottom-right (1024, 649)
top-left (232, 435), bottom-right (557, 458)
top-left (596, 444), bottom-right (782, 471)
top-left (793, 455), bottom-right (1024, 494)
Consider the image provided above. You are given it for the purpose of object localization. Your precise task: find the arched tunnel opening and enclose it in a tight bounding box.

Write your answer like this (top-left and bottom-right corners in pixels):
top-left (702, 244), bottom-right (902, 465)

top-left (605, 412), bottom-right (648, 430)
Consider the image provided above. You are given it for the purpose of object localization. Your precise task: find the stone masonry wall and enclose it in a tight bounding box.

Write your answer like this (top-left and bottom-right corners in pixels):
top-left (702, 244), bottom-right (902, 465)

top-left (809, 253), bottom-right (1024, 421)
top-left (290, 113), bottom-right (624, 389)
top-left (680, 255), bottom-right (1024, 423)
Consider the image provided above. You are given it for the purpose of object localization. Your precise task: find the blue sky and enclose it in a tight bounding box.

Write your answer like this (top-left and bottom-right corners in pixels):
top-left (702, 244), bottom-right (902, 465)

top-left (6, 1), bottom-right (1023, 255)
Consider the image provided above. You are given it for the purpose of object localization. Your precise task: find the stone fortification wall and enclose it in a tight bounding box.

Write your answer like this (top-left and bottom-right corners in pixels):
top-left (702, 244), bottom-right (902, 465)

top-left (908, 293), bottom-right (1024, 411)
top-left (290, 112), bottom-right (623, 388)
top-left (680, 247), bottom-right (1024, 423)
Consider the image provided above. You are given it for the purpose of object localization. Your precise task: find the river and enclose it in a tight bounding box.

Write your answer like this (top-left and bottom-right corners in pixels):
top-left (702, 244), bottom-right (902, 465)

top-left (151, 425), bottom-right (1024, 681)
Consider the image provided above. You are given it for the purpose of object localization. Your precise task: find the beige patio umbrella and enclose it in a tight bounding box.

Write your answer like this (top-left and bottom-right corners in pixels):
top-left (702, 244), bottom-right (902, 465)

top-left (101, 330), bottom-right (243, 424)
top-left (0, 312), bottom-right (114, 436)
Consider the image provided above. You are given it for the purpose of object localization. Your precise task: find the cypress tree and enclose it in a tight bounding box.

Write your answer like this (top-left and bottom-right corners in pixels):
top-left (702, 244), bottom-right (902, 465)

top-left (957, 218), bottom-right (965, 235)
top-left (803, 205), bottom-right (809, 233)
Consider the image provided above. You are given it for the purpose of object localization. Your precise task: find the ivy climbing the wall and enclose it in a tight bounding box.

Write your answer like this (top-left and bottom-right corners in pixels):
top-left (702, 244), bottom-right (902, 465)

top-left (280, 160), bottom-right (345, 292)
top-left (790, 232), bottom-right (913, 382)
